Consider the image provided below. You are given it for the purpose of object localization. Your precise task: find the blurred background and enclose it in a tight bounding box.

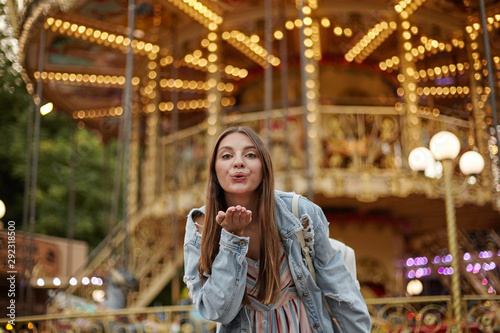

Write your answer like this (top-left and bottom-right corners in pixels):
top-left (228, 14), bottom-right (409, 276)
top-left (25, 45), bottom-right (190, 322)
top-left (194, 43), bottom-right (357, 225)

top-left (1, 0), bottom-right (500, 331)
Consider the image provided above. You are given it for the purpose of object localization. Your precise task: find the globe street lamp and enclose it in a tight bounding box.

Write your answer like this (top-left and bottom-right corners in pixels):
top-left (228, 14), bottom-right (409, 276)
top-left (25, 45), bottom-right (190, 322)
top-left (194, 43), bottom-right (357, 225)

top-left (409, 131), bottom-right (485, 333)
top-left (0, 199), bottom-right (5, 229)
top-left (0, 199), bottom-right (5, 220)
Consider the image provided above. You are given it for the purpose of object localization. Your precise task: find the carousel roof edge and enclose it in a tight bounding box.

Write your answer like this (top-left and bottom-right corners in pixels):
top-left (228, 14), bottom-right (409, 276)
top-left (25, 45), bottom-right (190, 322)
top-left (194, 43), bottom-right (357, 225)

top-left (17, 0), bottom-right (78, 63)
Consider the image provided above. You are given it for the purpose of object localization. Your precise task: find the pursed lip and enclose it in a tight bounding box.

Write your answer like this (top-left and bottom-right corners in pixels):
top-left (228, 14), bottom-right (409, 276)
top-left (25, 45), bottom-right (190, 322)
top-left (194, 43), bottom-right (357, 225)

top-left (230, 172), bottom-right (248, 181)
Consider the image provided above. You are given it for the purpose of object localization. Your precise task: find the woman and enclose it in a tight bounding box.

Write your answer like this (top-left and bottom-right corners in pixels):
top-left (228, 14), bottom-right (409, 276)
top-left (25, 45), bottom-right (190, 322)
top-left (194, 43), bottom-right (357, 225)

top-left (183, 126), bottom-right (371, 332)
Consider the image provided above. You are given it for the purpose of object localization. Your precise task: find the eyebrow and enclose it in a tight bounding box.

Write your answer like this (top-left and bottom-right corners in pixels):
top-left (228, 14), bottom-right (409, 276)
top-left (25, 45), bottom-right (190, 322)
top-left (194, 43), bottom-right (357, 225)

top-left (218, 145), bottom-right (257, 152)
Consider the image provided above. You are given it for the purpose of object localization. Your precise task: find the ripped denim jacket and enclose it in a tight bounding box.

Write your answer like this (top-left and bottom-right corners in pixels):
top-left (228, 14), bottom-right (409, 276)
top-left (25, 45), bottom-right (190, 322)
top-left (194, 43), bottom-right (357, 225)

top-left (183, 190), bottom-right (371, 332)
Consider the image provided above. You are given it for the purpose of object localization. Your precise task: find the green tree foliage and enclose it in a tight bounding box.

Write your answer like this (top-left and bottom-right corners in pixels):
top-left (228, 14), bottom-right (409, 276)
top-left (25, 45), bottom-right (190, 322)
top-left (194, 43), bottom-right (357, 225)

top-left (0, 1), bottom-right (115, 250)
top-left (33, 120), bottom-right (115, 249)
top-left (0, 0), bottom-right (32, 225)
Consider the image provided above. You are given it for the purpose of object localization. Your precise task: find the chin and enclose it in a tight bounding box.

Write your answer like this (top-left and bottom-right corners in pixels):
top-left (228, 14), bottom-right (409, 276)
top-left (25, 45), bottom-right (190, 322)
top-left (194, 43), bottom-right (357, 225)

top-left (225, 187), bottom-right (258, 195)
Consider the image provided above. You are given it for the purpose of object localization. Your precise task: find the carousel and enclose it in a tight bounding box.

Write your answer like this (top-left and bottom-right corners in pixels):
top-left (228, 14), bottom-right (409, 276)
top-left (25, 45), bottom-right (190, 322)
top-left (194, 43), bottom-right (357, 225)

top-left (6, 0), bottom-right (500, 330)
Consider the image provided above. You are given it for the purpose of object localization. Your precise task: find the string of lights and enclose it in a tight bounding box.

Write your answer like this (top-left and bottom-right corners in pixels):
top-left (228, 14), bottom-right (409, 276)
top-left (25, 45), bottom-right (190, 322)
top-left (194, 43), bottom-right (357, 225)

top-left (222, 30), bottom-right (281, 68)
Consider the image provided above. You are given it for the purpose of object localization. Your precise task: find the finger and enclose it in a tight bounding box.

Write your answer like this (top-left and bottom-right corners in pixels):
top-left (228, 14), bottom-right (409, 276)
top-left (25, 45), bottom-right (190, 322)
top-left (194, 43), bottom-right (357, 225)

top-left (240, 208), bottom-right (248, 224)
top-left (235, 206), bottom-right (243, 220)
top-left (246, 210), bottom-right (252, 223)
top-left (220, 208), bottom-right (232, 228)
top-left (215, 211), bottom-right (225, 225)
top-left (226, 207), bottom-right (235, 221)
top-left (239, 208), bottom-right (248, 224)
top-left (230, 206), bottom-right (243, 225)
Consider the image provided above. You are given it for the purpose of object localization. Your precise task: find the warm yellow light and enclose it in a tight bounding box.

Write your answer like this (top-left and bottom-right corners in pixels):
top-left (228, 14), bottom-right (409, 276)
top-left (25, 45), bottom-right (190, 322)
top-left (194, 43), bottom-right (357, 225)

top-left (208, 53), bottom-right (217, 62)
top-left (40, 102), bottom-right (53, 115)
top-left (304, 49), bottom-right (314, 58)
top-left (199, 58), bottom-right (208, 67)
top-left (0, 200), bottom-right (5, 219)
top-left (208, 64), bottom-right (218, 73)
top-left (208, 32), bottom-right (217, 41)
top-left (208, 42), bottom-right (217, 52)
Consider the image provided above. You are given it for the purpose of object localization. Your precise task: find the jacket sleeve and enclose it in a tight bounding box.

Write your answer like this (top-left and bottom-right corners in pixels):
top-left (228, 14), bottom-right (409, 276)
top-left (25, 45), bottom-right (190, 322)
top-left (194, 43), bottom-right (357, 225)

top-left (301, 199), bottom-right (372, 332)
top-left (183, 213), bottom-right (249, 324)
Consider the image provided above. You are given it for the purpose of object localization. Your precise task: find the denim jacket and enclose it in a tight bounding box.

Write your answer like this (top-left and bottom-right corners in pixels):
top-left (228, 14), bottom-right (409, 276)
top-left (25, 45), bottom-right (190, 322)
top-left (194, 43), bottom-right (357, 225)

top-left (183, 190), bottom-right (371, 332)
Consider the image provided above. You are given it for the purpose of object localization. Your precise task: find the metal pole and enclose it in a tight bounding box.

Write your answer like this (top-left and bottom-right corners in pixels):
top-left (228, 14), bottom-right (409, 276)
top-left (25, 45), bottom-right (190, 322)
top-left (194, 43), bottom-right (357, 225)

top-left (26, 27), bottom-right (46, 315)
top-left (264, 0), bottom-right (273, 146)
top-left (443, 159), bottom-right (463, 333)
top-left (279, 0), bottom-right (291, 191)
top-left (66, 124), bottom-right (77, 277)
top-left (110, 115), bottom-right (124, 233)
top-left (171, 20), bottom-right (180, 304)
top-left (478, 0), bottom-right (500, 157)
top-left (298, 0), bottom-right (313, 200)
top-left (19, 96), bottom-right (35, 317)
top-left (122, 0), bottom-right (136, 271)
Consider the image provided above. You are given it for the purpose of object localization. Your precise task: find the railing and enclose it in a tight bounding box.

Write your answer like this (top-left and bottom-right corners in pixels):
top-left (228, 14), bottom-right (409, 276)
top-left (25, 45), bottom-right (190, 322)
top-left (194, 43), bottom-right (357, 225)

top-left (3, 296), bottom-right (500, 332)
top-left (366, 295), bottom-right (500, 332)
top-left (0, 305), bottom-right (216, 333)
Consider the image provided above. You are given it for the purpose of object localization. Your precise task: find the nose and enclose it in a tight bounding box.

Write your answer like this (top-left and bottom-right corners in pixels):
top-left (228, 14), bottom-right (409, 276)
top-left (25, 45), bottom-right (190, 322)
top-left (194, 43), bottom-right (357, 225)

top-left (233, 161), bottom-right (244, 168)
top-left (233, 156), bottom-right (244, 168)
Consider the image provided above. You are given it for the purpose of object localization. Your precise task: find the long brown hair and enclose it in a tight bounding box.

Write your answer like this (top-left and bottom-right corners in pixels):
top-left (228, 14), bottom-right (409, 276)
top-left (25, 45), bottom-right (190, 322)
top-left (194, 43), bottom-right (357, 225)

top-left (199, 126), bottom-right (281, 305)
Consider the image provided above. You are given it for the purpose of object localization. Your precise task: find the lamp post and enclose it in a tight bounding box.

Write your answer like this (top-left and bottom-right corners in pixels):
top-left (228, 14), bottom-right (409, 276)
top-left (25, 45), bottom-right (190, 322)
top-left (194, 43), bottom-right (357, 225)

top-left (408, 131), bottom-right (485, 333)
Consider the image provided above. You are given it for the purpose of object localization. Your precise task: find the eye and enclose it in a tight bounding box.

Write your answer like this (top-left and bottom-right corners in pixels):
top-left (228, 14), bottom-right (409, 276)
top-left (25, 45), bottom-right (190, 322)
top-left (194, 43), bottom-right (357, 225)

top-left (246, 152), bottom-right (257, 158)
top-left (221, 153), bottom-right (232, 159)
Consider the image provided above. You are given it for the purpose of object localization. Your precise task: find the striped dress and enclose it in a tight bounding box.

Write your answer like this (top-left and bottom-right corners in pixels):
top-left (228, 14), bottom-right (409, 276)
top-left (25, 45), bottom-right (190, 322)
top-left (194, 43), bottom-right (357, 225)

top-left (245, 246), bottom-right (313, 333)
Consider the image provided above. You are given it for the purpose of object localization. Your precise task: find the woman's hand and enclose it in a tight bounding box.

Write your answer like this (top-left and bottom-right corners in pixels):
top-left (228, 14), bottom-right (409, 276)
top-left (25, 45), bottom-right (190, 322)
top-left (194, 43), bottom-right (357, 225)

top-left (216, 205), bottom-right (252, 237)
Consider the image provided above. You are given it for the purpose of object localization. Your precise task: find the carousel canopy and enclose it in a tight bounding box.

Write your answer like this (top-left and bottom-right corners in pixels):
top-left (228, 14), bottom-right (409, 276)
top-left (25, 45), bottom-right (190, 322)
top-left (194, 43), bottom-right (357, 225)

top-left (11, 0), bottom-right (500, 141)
